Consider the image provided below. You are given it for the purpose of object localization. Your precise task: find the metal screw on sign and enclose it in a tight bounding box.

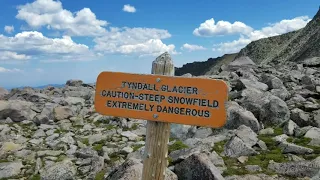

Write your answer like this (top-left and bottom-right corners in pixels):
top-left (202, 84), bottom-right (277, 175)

top-left (153, 114), bottom-right (158, 119)
top-left (156, 78), bottom-right (161, 82)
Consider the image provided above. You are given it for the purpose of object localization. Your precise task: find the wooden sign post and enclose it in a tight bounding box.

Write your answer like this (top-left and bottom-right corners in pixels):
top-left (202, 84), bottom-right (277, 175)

top-left (94, 52), bottom-right (228, 180)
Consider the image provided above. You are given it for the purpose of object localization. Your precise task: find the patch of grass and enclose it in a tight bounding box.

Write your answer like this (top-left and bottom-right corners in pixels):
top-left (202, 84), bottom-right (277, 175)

top-left (105, 125), bottom-right (117, 130)
top-left (168, 157), bottom-right (173, 166)
top-left (81, 138), bottom-right (89, 146)
top-left (95, 170), bottom-right (106, 180)
top-left (30, 174), bottom-right (41, 180)
top-left (287, 137), bottom-right (311, 145)
top-left (54, 129), bottom-right (68, 134)
top-left (221, 157), bottom-right (248, 176)
top-left (212, 140), bottom-right (227, 154)
top-left (132, 144), bottom-right (144, 152)
top-left (109, 152), bottom-right (121, 163)
top-left (93, 144), bottom-right (103, 151)
top-left (273, 127), bottom-right (283, 136)
top-left (131, 123), bottom-right (138, 130)
top-left (56, 155), bottom-right (67, 162)
top-left (169, 137), bottom-right (177, 142)
top-left (168, 140), bottom-right (189, 154)
top-left (0, 159), bottom-right (10, 163)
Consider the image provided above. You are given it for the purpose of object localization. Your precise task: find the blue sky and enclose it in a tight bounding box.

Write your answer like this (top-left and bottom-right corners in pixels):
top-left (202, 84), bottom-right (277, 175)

top-left (0, 0), bottom-right (319, 89)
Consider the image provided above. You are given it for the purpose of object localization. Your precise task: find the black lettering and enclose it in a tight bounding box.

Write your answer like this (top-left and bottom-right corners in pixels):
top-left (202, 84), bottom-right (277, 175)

top-left (198, 110), bottom-right (204, 117)
top-left (157, 105), bottom-right (162, 112)
top-left (186, 108), bottom-right (191, 116)
top-left (174, 107), bottom-right (179, 114)
top-left (193, 98), bottom-right (199, 106)
top-left (178, 86), bottom-right (183, 93)
top-left (121, 102), bottom-right (127, 109)
top-left (201, 99), bottom-right (206, 107)
top-left (101, 90), bottom-right (107, 96)
top-left (167, 96), bottom-right (173, 103)
top-left (185, 98), bottom-right (193, 105)
top-left (112, 101), bottom-right (118, 107)
top-left (172, 86), bottom-right (177, 93)
top-left (193, 87), bottom-right (198, 94)
top-left (138, 94), bottom-right (144, 100)
top-left (204, 110), bottom-right (210, 117)
top-left (122, 81), bottom-right (126, 88)
top-left (133, 103), bottom-right (139, 110)
top-left (139, 104), bottom-right (145, 110)
top-left (191, 109), bottom-right (197, 116)
top-left (161, 85), bottom-right (167, 92)
top-left (160, 95), bottom-right (165, 102)
top-left (180, 97), bottom-right (185, 104)
top-left (213, 100), bottom-right (219, 107)
top-left (106, 100), bottom-right (112, 107)
top-left (186, 87), bottom-right (192, 94)
top-left (127, 102), bottom-right (132, 109)
top-left (149, 105), bottom-right (154, 111)
top-left (180, 108), bottom-right (185, 115)
top-left (168, 106), bottom-right (174, 114)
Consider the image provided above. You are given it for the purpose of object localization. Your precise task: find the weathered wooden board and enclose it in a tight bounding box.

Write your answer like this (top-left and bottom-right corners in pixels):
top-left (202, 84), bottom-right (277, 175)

top-left (94, 71), bottom-right (228, 128)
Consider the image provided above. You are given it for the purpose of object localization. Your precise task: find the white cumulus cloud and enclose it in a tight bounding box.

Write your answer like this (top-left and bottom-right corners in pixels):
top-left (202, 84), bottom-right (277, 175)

top-left (4, 26), bottom-right (14, 34)
top-left (212, 16), bottom-right (311, 54)
top-left (0, 67), bottom-right (22, 73)
top-left (0, 31), bottom-right (100, 62)
top-left (0, 51), bottom-right (31, 60)
top-left (123, 4), bottom-right (136, 13)
top-left (181, 43), bottom-right (206, 51)
top-left (193, 18), bottom-right (253, 37)
top-left (16, 0), bottom-right (108, 36)
top-left (94, 27), bottom-right (177, 56)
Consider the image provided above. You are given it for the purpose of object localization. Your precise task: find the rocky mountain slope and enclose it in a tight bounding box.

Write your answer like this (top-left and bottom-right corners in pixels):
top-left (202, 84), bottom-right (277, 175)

top-left (237, 8), bottom-right (320, 65)
top-left (176, 8), bottom-right (320, 76)
top-left (0, 51), bottom-right (320, 179)
top-left (175, 53), bottom-right (238, 76)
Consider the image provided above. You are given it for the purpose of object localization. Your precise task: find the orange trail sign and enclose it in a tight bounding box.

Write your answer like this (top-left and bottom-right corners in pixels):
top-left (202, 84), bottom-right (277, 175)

top-left (94, 71), bottom-right (229, 128)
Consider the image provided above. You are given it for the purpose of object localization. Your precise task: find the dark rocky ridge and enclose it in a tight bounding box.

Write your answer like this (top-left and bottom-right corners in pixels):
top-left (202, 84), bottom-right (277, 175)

top-left (237, 8), bottom-right (320, 65)
top-left (175, 53), bottom-right (237, 76)
top-left (176, 8), bottom-right (320, 76)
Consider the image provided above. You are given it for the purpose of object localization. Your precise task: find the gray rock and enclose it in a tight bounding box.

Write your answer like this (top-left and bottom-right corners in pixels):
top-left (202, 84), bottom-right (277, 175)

top-left (0, 87), bottom-right (8, 100)
top-left (278, 142), bottom-right (314, 154)
top-left (0, 100), bottom-right (37, 122)
top-left (305, 127), bottom-right (320, 140)
top-left (194, 127), bottom-right (213, 139)
top-left (121, 131), bottom-right (139, 141)
top-left (261, 73), bottom-right (284, 90)
top-left (66, 79), bottom-right (83, 87)
top-left (121, 146), bottom-right (133, 154)
top-left (228, 56), bottom-right (256, 67)
top-left (0, 161), bottom-right (23, 179)
top-left (235, 125), bottom-right (259, 147)
top-left (283, 120), bottom-right (299, 136)
top-left (313, 109), bottom-right (320, 128)
top-left (33, 129), bottom-right (46, 138)
top-left (225, 174), bottom-right (288, 180)
top-left (235, 78), bottom-right (268, 91)
top-left (270, 88), bottom-right (290, 100)
top-left (240, 91), bottom-right (290, 126)
top-left (170, 124), bottom-right (193, 140)
top-left (259, 128), bottom-right (274, 135)
top-left (88, 133), bottom-right (107, 146)
top-left (40, 159), bottom-right (77, 180)
top-left (291, 108), bottom-right (311, 127)
top-left (75, 147), bottom-right (98, 159)
top-left (174, 153), bottom-right (225, 180)
top-left (37, 150), bottom-right (63, 157)
top-left (106, 158), bottom-right (177, 180)
top-left (225, 101), bottom-right (260, 132)
top-left (303, 57), bottom-right (320, 66)
top-left (245, 165), bottom-right (262, 172)
top-left (224, 136), bottom-right (259, 158)
top-left (169, 147), bottom-right (203, 164)
top-left (64, 96), bottom-right (85, 106)
top-left (268, 157), bottom-right (320, 177)
top-left (53, 106), bottom-right (74, 121)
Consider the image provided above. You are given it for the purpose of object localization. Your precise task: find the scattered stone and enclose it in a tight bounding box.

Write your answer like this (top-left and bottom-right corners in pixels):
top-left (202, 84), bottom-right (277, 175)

top-left (237, 156), bottom-right (248, 164)
top-left (245, 165), bottom-right (262, 172)
top-left (40, 159), bottom-right (77, 180)
top-left (174, 153), bottom-right (224, 180)
top-left (259, 128), bottom-right (274, 135)
top-left (0, 161), bottom-right (23, 179)
top-left (283, 120), bottom-right (299, 136)
top-left (224, 136), bottom-right (259, 158)
top-left (53, 106), bottom-right (73, 121)
top-left (66, 79), bottom-right (83, 87)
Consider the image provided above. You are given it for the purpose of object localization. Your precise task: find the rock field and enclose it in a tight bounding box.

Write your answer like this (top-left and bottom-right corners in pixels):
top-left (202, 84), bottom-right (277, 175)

top-left (0, 56), bottom-right (320, 180)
